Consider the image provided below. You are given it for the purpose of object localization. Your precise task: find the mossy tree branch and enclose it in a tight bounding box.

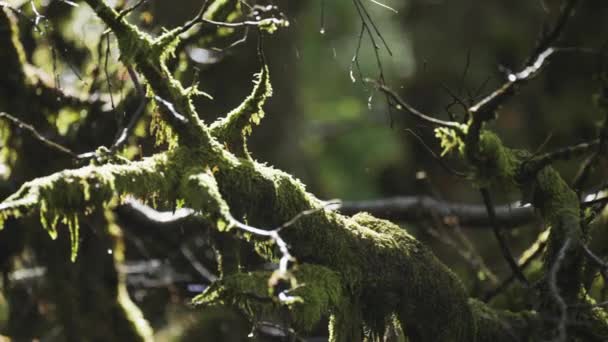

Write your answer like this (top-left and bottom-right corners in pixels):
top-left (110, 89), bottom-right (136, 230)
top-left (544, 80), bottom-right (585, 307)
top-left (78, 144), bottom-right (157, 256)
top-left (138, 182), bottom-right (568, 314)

top-left (1, 0), bottom-right (606, 341)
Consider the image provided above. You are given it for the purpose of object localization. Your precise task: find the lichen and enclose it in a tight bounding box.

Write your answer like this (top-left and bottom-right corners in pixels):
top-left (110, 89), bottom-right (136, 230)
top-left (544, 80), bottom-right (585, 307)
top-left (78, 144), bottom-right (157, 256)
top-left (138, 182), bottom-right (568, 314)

top-left (434, 125), bottom-right (466, 156)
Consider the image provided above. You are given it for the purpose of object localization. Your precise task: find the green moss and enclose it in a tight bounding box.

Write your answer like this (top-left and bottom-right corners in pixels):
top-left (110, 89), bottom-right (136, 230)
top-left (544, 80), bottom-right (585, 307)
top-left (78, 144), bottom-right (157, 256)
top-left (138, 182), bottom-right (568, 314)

top-left (468, 299), bottom-right (538, 341)
top-left (179, 166), bottom-right (231, 225)
top-left (532, 166), bottom-right (580, 232)
top-left (0, 153), bottom-right (173, 260)
top-left (193, 264), bottom-right (343, 332)
top-left (474, 130), bottom-right (526, 188)
top-left (150, 103), bottom-right (179, 148)
top-left (210, 64), bottom-right (273, 158)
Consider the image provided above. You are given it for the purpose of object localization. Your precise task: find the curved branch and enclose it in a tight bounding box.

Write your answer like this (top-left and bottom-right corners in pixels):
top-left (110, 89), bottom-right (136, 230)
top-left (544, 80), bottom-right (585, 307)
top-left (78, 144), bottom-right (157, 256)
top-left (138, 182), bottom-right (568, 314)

top-left (370, 81), bottom-right (463, 130)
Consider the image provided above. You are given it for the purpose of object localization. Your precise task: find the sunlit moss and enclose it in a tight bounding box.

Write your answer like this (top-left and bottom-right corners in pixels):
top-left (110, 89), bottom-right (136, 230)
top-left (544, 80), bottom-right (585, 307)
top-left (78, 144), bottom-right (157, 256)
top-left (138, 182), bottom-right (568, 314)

top-left (193, 264), bottom-right (343, 332)
top-left (0, 153), bottom-right (172, 260)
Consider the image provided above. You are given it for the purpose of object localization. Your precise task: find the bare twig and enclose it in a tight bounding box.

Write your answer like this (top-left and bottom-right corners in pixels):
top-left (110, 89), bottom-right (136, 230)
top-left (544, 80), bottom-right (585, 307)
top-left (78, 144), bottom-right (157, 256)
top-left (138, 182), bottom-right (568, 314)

top-left (582, 244), bottom-right (608, 285)
top-left (481, 188), bottom-right (529, 286)
top-left (111, 66), bottom-right (148, 152)
top-left (527, 0), bottom-right (580, 65)
top-left (153, 96), bottom-right (189, 124)
top-left (104, 33), bottom-right (115, 110)
top-left (522, 139), bottom-right (600, 178)
top-left (404, 129), bottom-right (467, 178)
top-left (483, 230), bottom-right (547, 302)
top-left (117, 0), bottom-right (149, 20)
top-left (0, 112), bottom-right (77, 158)
top-left (369, 81), bottom-right (463, 130)
top-left (202, 17), bottom-right (286, 29)
top-left (548, 238), bottom-right (572, 342)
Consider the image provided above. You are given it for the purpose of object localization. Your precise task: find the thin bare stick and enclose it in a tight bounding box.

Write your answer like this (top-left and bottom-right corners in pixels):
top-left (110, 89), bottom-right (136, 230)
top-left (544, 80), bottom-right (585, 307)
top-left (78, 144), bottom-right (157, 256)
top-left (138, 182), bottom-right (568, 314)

top-left (548, 238), bottom-right (572, 342)
top-left (481, 188), bottom-right (529, 286)
top-left (111, 66), bottom-right (148, 152)
top-left (370, 81), bottom-right (462, 130)
top-left (0, 112), bottom-right (77, 158)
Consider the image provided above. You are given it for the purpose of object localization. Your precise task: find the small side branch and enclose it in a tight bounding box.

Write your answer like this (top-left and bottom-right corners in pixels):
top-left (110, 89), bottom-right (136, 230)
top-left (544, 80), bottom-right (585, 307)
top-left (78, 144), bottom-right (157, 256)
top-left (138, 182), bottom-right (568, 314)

top-left (369, 81), bottom-right (463, 130)
top-left (547, 238), bottom-right (572, 342)
top-left (522, 139), bottom-right (600, 178)
top-left (470, 0), bottom-right (579, 118)
top-left (0, 112), bottom-right (77, 158)
top-left (480, 188), bottom-right (529, 286)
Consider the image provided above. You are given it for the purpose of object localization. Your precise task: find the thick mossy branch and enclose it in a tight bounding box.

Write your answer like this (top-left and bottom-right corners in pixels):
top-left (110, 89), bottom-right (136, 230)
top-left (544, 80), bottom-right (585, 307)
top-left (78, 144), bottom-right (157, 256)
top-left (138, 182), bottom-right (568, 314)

top-left (0, 153), bottom-right (172, 260)
top-left (211, 157), bottom-right (493, 340)
top-left (437, 126), bottom-right (596, 333)
top-left (210, 65), bottom-right (272, 158)
top-left (0, 130), bottom-right (552, 340)
top-left (2, 0), bottom-right (596, 339)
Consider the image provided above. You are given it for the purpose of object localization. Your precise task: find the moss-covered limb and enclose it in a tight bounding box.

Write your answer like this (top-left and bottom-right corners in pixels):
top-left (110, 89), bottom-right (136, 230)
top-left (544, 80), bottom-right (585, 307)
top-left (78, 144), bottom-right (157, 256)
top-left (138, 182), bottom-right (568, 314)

top-left (210, 63), bottom-right (272, 158)
top-left (193, 264), bottom-right (344, 333)
top-left (211, 159), bottom-right (477, 340)
top-left (438, 129), bottom-right (586, 270)
top-left (82, 0), bottom-right (213, 148)
top-left (438, 128), bottom-right (599, 334)
top-left (468, 299), bottom-right (539, 342)
top-left (531, 166), bottom-right (585, 309)
top-left (0, 152), bottom-right (175, 260)
top-left (424, 126), bottom-right (605, 335)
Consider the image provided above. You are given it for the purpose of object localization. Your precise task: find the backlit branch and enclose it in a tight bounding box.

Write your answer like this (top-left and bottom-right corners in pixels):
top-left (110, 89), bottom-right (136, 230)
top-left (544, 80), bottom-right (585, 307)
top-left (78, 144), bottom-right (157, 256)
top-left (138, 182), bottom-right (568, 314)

top-left (369, 81), bottom-right (463, 130)
top-left (0, 112), bottom-right (77, 158)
